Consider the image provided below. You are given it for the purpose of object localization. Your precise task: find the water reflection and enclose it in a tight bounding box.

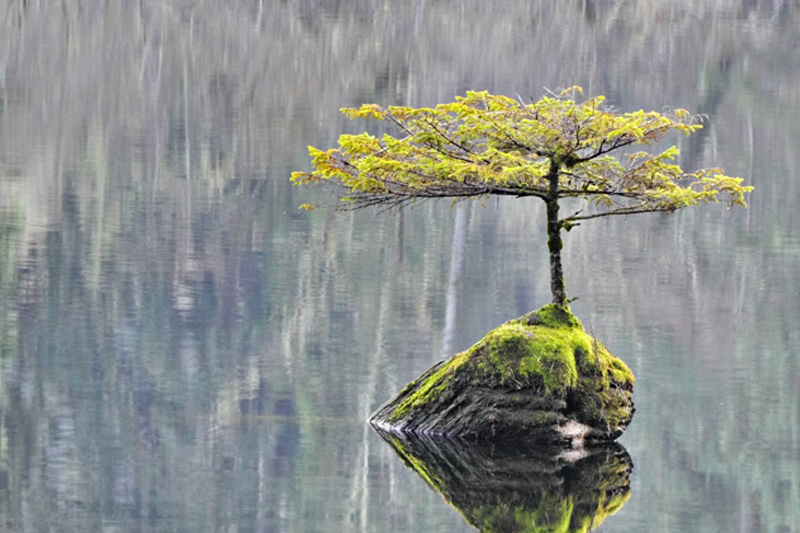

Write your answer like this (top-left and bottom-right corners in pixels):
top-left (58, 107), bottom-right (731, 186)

top-left (377, 430), bottom-right (632, 533)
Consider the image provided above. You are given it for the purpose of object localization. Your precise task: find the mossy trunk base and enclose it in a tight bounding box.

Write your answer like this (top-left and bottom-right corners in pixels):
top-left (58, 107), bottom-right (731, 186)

top-left (370, 305), bottom-right (635, 446)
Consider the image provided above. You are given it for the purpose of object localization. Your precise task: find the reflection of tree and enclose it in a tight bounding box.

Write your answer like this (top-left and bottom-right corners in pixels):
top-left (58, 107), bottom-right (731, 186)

top-left (378, 431), bottom-right (632, 533)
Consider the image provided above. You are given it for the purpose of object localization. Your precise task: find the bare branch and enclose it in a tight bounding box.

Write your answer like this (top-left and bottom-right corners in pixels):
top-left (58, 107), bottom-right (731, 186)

top-left (557, 188), bottom-right (649, 200)
top-left (424, 118), bottom-right (477, 156)
top-left (559, 206), bottom-right (676, 224)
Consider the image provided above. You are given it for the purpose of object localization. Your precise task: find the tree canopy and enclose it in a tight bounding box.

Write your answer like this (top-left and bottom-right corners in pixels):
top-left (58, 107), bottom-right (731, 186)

top-left (292, 87), bottom-right (752, 306)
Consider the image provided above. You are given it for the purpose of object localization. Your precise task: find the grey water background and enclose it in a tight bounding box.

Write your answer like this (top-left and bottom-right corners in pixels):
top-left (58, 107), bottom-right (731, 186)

top-left (0, 1), bottom-right (797, 531)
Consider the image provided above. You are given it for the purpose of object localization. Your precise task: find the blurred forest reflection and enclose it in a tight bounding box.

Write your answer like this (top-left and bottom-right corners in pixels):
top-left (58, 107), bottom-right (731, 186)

top-left (0, 0), bottom-right (798, 531)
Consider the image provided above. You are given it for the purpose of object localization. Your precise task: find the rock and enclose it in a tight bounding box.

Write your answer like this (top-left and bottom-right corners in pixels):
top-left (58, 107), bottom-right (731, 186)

top-left (369, 304), bottom-right (635, 446)
top-left (376, 430), bottom-right (632, 533)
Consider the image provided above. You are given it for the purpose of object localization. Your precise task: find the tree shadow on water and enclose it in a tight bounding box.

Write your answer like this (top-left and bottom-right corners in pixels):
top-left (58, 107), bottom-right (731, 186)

top-left (375, 429), bottom-right (632, 533)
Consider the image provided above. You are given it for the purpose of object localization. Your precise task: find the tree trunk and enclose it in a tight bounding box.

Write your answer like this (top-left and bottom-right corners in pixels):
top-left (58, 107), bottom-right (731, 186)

top-left (546, 161), bottom-right (567, 307)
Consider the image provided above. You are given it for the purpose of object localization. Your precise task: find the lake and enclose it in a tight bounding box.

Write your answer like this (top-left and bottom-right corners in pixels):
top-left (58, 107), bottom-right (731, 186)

top-left (0, 1), bottom-right (798, 531)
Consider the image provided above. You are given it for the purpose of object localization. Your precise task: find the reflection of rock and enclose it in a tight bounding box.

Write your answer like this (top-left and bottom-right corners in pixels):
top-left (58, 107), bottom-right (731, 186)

top-left (378, 430), bottom-right (632, 533)
top-left (370, 305), bottom-right (635, 445)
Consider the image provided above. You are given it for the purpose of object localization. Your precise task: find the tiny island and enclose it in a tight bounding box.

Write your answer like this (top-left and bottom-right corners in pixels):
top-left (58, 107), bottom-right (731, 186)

top-left (293, 87), bottom-right (750, 445)
top-left (370, 303), bottom-right (634, 447)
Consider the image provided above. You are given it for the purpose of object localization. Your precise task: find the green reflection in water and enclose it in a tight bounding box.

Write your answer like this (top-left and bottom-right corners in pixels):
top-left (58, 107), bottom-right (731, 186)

top-left (378, 430), bottom-right (632, 533)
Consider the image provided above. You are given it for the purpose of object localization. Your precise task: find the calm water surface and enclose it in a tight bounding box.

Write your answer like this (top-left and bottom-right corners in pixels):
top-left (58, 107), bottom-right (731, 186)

top-left (1, 1), bottom-right (798, 531)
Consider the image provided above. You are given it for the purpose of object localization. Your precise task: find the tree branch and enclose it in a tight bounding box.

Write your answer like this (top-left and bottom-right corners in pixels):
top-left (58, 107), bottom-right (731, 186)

top-left (559, 206), bottom-right (676, 224)
top-left (557, 188), bottom-right (649, 200)
top-left (573, 137), bottom-right (635, 163)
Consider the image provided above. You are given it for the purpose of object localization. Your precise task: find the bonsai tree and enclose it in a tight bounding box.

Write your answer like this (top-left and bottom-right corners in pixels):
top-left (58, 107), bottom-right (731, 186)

top-left (293, 88), bottom-right (752, 443)
top-left (292, 87), bottom-right (751, 307)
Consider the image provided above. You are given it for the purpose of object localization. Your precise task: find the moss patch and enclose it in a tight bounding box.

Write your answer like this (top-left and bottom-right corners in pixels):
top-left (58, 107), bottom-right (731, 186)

top-left (389, 351), bottom-right (470, 421)
top-left (473, 322), bottom-right (579, 393)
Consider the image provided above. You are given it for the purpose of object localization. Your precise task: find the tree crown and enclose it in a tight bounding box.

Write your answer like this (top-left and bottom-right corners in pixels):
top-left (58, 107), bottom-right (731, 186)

top-left (292, 87), bottom-right (751, 226)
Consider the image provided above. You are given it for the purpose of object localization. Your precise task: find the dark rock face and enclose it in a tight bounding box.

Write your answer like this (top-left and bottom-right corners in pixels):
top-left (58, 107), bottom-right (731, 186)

top-left (370, 305), bottom-right (635, 446)
top-left (376, 430), bottom-right (632, 533)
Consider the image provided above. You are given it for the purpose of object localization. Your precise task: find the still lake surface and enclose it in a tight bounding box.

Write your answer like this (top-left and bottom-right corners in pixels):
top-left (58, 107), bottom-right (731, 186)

top-left (1, 1), bottom-right (798, 531)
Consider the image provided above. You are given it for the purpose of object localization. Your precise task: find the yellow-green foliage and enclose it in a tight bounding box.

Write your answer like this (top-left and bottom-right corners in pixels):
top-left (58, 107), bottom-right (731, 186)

top-left (293, 87), bottom-right (752, 217)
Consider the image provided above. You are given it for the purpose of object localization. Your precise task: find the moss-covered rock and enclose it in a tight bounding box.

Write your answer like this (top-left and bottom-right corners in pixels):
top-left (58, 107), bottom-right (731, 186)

top-left (370, 304), bottom-right (635, 445)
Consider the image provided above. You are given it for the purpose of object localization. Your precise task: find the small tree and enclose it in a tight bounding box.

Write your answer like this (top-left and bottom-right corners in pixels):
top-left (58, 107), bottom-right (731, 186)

top-left (292, 87), bottom-right (751, 307)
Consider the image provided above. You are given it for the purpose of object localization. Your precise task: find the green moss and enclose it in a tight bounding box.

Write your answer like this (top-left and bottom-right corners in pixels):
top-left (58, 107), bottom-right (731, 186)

top-left (469, 305), bottom-right (628, 397)
top-left (528, 303), bottom-right (584, 330)
top-left (387, 304), bottom-right (635, 429)
top-left (605, 354), bottom-right (635, 385)
top-left (390, 351), bottom-right (470, 421)
top-left (473, 323), bottom-right (579, 393)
